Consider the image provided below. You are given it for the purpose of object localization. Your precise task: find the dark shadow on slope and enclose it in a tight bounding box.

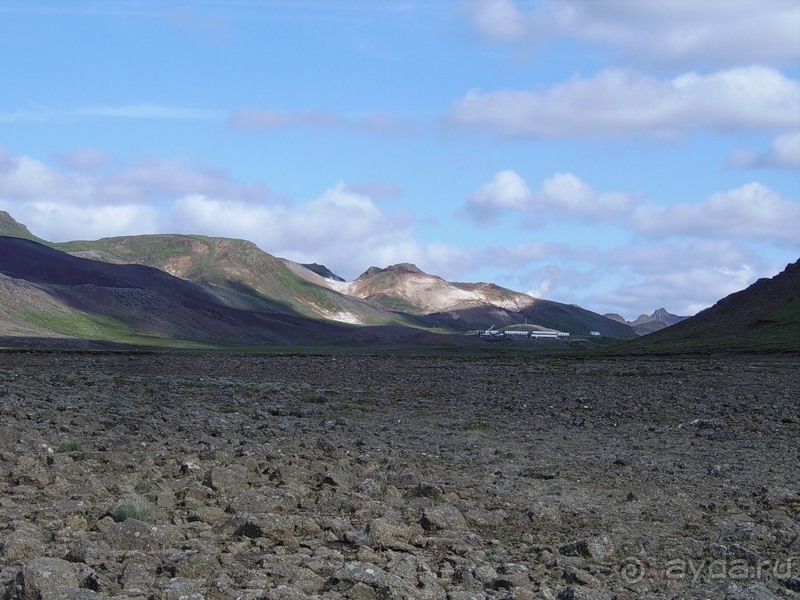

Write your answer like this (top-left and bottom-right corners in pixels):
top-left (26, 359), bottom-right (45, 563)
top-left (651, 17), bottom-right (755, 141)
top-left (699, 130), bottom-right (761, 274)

top-left (0, 237), bottom-right (349, 346)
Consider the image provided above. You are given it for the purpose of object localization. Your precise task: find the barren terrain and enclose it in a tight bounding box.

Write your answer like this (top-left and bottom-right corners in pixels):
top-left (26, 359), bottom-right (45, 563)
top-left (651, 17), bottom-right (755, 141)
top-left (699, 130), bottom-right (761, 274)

top-left (0, 351), bottom-right (798, 599)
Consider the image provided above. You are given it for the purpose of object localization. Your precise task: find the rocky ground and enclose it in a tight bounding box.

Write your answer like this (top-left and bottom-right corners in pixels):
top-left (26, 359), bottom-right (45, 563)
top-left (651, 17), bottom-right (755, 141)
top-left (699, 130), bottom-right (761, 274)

top-left (0, 350), bottom-right (798, 600)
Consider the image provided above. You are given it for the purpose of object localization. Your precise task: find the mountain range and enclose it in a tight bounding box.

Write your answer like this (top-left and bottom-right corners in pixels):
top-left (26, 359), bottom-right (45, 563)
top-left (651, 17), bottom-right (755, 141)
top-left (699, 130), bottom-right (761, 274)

top-left (605, 308), bottom-right (689, 335)
top-left (0, 211), bottom-right (637, 346)
top-left (1, 210), bottom-right (797, 352)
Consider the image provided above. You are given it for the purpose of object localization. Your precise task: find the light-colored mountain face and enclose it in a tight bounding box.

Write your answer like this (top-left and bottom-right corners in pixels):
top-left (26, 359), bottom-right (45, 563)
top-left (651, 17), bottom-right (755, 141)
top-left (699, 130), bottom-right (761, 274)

top-left (309, 265), bottom-right (537, 316)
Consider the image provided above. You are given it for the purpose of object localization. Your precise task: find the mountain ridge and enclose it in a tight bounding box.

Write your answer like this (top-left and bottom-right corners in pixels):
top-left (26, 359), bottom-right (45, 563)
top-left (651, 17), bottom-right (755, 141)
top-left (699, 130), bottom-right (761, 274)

top-left (605, 307), bottom-right (689, 335)
top-left (0, 212), bottom-right (637, 344)
top-left (2, 209), bottom-right (796, 352)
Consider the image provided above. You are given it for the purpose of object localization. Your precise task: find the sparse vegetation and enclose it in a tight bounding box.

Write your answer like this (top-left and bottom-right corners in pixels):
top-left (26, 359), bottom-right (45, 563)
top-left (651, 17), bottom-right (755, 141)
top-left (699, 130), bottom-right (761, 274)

top-left (115, 496), bottom-right (155, 522)
top-left (460, 421), bottom-right (487, 431)
top-left (303, 392), bottom-right (329, 404)
top-left (57, 440), bottom-right (83, 453)
top-left (134, 476), bottom-right (152, 494)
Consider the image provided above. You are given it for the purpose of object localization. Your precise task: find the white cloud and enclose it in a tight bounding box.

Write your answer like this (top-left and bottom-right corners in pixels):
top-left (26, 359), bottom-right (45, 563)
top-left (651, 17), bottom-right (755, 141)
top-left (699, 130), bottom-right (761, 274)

top-left (171, 195), bottom-right (285, 243)
top-left (463, 0), bottom-right (800, 68)
top-left (607, 240), bottom-right (758, 275)
top-left (55, 147), bottom-right (108, 171)
top-left (76, 104), bottom-right (224, 120)
top-left (727, 131), bottom-right (800, 169)
top-left (0, 148), bottom-right (469, 281)
top-left (464, 171), bottom-right (799, 248)
top-left (169, 7), bottom-right (229, 42)
top-left (448, 67), bottom-right (800, 139)
top-left (526, 264), bottom-right (563, 299)
top-left (599, 240), bottom-right (770, 317)
top-left (343, 182), bottom-right (403, 200)
top-left (0, 104), bottom-right (224, 123)
top-left (484, 242), bottom-right (570, 268)
top-left (172, 185), bottom-right (471, 280)
top-left (631, 182), bottom-right (800, 243)
top-left (16, 202), bottom-right (161, 241)
top-left (462, 170), bottom-right (638, 223)
top-left (459, 172), bottom-right (798, 317)
top-left (0, 149), bottom-right (265, 209)
top-left (464, 0), bottom-right (530, 42)
top-left (594, 262), bottom-right (763, 319)
top-left (229, 108), bottom-right (422, 137)
top-left (499, 240), bottom-right (779, 319)
top-left (0, 152), bottom-right (94, 205)
top-left (463, 170), bottom-right (532, 224)
top-left (540, 173), bottom-right (637, 218)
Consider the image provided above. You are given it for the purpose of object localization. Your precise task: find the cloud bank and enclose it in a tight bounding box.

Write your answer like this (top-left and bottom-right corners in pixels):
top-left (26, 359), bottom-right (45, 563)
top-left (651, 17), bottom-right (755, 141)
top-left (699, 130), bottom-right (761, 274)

top-left (727, 131), bottom-right (800, 170)
top-left (448, 67), bottom-right (800, 139)
top-left (0, 146), bottom-right (796, 319)
top-left (463, 0), bottom-right (800, 68)
top-left (0, 148), bottom-right (467, 280)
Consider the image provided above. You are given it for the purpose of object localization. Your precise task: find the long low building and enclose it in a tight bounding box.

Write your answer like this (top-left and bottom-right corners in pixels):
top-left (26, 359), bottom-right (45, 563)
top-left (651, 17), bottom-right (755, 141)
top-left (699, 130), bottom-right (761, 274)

top-left (476, 328), bottom-right (569, 340)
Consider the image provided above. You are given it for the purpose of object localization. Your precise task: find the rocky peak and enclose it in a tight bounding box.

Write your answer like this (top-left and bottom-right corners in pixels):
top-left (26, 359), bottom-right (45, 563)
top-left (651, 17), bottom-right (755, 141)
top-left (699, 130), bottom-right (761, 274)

top-left (358, 263), bottom-right (424, 279)
top-left (603, 313), bottom-right (626, 324)
top-left (651, 308), bottom-right (671, 321)
top-left (302, 263), bottom-right (345, 282)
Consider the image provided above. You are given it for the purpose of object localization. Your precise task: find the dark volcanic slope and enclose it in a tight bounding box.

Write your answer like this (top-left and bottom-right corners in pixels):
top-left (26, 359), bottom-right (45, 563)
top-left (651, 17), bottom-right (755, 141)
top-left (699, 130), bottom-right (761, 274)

top-left (0, 236), bottom-right (345, 345)
top-left (630, 259), bottom-right (800, 353)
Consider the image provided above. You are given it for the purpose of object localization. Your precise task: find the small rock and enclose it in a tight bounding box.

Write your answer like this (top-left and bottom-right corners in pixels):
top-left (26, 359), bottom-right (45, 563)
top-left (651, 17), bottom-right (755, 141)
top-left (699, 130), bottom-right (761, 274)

top-left (558, 536), bottom-right (613, 562)
top-left (20, 557), bottom-right (80, 600)
top-left (726, 584), bottom-right (782, 600)
top-left (494, 563), bottom-right (531, 588)
top-left (1, 523), bottom-right (46, 560)
top-left (103, 518), bottom-right (174, 552)
top-left (322, 470), bottom-right (353, 489)
top-left (159, 576), bottom-right (207, 600)
top-left (203, 465), bottom-right (250, 491)
top-left (562, 566), bottom-right (600, 587)
top-left (66, 540), bottom-right (113, 566)
top-left (367, 518), bottom-right (414, 551)
top-left (420, 504), bottom-right (467, 532)
top-left (557, 585), bottom-right (616, 600)
top-left (519, 465), bottom-right (559, 480)
top-left (120, 553), bottom-right (158, 592)
top-left (235, 513), bottom-right (293, 540)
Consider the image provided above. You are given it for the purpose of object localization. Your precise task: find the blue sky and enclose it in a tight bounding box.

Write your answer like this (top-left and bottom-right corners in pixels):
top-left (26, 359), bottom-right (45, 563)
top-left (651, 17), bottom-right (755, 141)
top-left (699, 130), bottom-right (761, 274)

top-left (0, 0), bottom-right (798, 320)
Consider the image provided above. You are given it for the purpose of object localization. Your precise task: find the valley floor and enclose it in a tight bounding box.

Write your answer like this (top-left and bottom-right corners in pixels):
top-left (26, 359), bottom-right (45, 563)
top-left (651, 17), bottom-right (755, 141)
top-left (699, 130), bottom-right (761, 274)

top-left (0, 352), bottom-right (798, 599)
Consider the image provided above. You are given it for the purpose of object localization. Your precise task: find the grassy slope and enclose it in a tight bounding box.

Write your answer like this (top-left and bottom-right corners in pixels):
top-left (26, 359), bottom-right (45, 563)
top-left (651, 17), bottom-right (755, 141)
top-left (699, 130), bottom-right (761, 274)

top-left (56, 235), bottom-right (423, 328)
top-left (0, 211), bottom-right (46, 243)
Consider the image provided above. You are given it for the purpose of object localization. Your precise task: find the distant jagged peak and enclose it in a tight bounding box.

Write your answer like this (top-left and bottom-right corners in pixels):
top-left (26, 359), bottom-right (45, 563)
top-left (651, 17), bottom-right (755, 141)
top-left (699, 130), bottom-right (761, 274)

top-left (650, 307), bottom-right (672, 320)
top-left (302, 263), bottom-right (345, 282)
top-left (358, 263), bottom-right (425, 279)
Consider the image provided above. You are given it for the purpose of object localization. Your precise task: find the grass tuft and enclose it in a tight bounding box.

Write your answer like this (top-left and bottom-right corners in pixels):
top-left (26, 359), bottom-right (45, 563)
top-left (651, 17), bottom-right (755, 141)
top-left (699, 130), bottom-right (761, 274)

top-left (57, 440), bottom-right (84, 453)
top-left (115, 496), bottom-right (155, 522)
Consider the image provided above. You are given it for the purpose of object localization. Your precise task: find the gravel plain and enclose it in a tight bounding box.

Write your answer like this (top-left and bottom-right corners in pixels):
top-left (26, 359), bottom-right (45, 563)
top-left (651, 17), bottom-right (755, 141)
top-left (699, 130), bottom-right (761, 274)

top-left (0, 351), bottom-right (798, 599)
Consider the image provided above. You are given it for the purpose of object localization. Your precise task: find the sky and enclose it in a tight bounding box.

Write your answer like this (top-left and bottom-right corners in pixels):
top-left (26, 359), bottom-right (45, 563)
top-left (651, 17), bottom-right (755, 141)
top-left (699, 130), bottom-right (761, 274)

top-left (0, 0), bottom-right (798, 320)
